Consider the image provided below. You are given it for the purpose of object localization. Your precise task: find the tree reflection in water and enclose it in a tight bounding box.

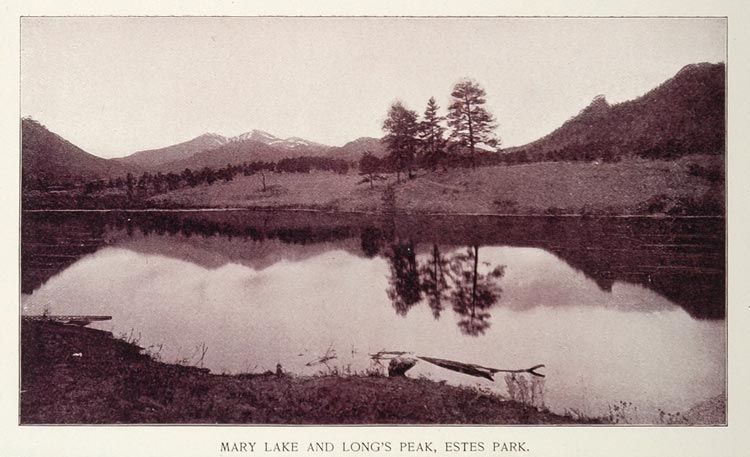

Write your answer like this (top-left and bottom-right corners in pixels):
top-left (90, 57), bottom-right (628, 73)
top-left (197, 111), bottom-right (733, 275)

top-left (448, 245), bottom-right (505, 336)
top-left (419, 244), bottom-right (452, 319)
top-left (384, 239), bottom-right (505, 336)
top-left (385, 239), bottom-right (422, 316)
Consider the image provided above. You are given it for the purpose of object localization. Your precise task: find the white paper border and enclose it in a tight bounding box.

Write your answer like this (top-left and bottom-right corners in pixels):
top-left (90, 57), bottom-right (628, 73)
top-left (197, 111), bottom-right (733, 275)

top-left (2, 1), bottom-right (748, 456)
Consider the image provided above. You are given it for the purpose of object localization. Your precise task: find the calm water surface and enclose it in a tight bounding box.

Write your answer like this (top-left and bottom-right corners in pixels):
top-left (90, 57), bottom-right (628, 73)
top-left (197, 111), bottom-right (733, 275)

top-left (21, 211), bottom-right (725, 422)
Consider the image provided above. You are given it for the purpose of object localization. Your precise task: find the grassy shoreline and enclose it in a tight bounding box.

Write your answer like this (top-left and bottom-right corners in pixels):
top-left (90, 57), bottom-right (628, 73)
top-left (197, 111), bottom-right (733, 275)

top-left (21, 320), bottom-right (595, 425)
top-left (24, 156), bottom-right (724, 217)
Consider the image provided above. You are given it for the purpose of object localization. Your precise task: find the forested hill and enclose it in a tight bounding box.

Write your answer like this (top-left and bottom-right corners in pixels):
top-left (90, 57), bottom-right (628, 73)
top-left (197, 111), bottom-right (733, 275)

top-left (505, 62), bottom-right (725, 162)
top-left (326, 137), bottom-right (388, 160)
top-left (21, 118), bottom-right (134, 188)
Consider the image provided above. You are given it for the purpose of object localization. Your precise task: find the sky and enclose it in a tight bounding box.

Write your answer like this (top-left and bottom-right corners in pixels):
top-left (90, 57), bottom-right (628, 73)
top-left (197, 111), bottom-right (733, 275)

top-left (21, 17), bottom-right (726, 158)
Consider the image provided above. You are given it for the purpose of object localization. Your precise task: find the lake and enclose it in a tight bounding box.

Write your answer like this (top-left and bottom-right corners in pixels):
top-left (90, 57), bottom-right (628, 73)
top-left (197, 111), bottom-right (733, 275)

top-left (21, 210), bottom-right (726, 423)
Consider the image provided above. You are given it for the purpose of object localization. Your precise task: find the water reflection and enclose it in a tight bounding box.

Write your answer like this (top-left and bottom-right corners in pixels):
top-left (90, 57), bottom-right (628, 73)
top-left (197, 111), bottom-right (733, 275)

top-left (20, 210), bottom-right (726, 420)
top-left (22, 211), bottom-right (725, 319)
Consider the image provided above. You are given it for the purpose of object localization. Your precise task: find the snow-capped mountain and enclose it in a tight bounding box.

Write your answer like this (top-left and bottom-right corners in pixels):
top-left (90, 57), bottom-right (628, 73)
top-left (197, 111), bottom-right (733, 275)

top-left (228, 130), bottom-right (323, 150)
top-left (118, 129), bottom-right (332, 171)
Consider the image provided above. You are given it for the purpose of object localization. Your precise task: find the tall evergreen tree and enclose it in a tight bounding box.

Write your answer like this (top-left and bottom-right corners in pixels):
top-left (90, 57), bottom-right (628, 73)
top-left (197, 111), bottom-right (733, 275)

top-left (382, 101), bottom-right (420, 182)
top-left (447, 79), bottom-right (499, 168)
top-left (418, 97), bottom-right (447, 171)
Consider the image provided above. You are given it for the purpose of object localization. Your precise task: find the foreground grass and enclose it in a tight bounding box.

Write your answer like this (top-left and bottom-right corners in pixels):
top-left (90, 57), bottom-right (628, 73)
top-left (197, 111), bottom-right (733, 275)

top-left (21, 321), bottom-right (592, 424)
top-left (148, 155), bottom-right (723, 215)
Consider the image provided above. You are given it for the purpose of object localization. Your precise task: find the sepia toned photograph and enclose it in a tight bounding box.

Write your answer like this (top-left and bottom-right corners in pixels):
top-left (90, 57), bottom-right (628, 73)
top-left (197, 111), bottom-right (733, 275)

top-left (19, 16), bottom-right (726, 426)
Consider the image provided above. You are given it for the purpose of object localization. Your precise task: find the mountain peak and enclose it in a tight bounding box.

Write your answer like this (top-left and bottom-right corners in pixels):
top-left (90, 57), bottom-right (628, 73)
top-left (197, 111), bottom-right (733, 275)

top-left (198, 132), bottom-right (226, 140)
top-left (580, 95), bottom-right (609, 116)
top-left (675, 62), bottom-right (723, 78)
top-left (195, 132), bottom-right (229, 147)
top-left (232, 130), bottom-right (279, 143)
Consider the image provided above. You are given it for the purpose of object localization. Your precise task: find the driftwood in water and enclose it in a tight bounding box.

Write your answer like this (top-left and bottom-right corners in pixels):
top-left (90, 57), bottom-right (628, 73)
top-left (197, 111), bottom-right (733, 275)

top-left (305, 345), bottom-right (337, 367)
top-left (417, 356), bottom-right (545, 381)
top-left (369, 350), bottom-right (412, 361)
top-left (370, 350), bottom-right (545, 381)
top-left (22, 315), bottom-right (112, 327)
top-left (388, 357), bottom-right (417, 377)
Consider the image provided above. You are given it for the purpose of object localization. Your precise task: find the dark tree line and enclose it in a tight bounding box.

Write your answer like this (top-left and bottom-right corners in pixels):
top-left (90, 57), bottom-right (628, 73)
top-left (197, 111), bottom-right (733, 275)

top-left (81, 156), bottom-right (352, 199)
top-left (276, 156), bottom-right (349, 174)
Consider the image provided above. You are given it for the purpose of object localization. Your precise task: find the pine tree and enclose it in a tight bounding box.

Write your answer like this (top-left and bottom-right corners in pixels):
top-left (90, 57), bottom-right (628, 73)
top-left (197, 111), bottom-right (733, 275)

top-left (447, 79), bottom-right (499, 168)
top-left (419, 97), bottom-right (447, 171)
top-left (382, 101), bottom-right (420, 182)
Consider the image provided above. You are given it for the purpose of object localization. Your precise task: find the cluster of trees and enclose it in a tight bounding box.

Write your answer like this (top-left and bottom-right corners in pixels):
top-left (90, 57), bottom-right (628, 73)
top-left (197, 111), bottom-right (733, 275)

top-left (82, 156), bottom-right (352, 199)
top-left (638, 138), bottom-right (706, 160)
top-left (374, 79), bottom-right (500, 181)
top-left (84, 164), bottom-right (241, 197)
top-left (532, 141), bottom-right (623, 164)
top-left (276, 156), bottom-right (349, 174)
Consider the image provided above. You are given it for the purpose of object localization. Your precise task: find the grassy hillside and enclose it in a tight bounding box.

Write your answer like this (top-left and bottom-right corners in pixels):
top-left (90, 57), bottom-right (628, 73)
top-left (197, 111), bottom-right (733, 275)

top-left (150, 171), bottom-right (385, 210)
top-left (149, 155), bottom-right (723, 216)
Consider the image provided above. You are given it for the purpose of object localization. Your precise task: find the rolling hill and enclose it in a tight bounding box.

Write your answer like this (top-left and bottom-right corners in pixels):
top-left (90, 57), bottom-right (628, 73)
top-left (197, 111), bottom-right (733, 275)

top-left (506, 62), bottom-right (725, 161)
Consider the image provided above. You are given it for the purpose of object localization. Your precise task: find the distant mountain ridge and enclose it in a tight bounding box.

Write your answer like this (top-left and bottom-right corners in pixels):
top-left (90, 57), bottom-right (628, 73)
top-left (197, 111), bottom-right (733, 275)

top-left (120, 129), bottom-right (331, 170)
top-left (117, 133), bottom-right (230, 168)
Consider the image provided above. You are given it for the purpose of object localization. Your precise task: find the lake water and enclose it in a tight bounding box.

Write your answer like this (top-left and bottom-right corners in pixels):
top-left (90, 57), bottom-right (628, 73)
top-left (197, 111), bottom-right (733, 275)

top-left (21, 210), bottom-right (726, 423)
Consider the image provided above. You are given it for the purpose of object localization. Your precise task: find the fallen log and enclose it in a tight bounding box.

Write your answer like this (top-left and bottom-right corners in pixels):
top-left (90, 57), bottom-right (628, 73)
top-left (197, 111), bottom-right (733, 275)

top-left (418, 356), bottom-right (545, 381)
